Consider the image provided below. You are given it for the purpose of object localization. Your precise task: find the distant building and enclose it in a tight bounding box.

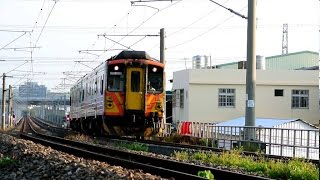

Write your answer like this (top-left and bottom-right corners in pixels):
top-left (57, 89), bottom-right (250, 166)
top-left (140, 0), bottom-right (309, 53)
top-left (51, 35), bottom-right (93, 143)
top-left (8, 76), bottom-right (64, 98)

top-left (216, 51), bottom-right (318, 70)
top-left (19, 82), bottom-right (47, 98)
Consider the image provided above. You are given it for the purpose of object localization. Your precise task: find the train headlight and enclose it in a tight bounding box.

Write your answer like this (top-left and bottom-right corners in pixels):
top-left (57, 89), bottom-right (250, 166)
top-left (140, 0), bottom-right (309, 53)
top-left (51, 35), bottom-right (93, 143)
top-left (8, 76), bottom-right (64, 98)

top-left (152, 67), bottom-right (157, 72)
top-left (106, 96), bottom-right (113, 109)
top-left (114, 66), bottom-right (119, 71)
top-left (155, 101), bottom-right (162, 111)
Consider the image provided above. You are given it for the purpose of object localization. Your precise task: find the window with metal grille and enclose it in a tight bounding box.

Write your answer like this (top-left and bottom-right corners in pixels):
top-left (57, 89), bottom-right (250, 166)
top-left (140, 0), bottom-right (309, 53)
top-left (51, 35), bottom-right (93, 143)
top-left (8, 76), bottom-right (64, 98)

top-left (174, 90), bottom-right (180, 107)
top-left (292, 90), bottom-right (309, 108)
top-left (274, 89), bottom-right (284, 96)
top-left (172, 89), bottom-right (184, 108)
top-left (180, 89), bottom-right (184, 108)
top-left (218, 88), bottom-right (235, 107)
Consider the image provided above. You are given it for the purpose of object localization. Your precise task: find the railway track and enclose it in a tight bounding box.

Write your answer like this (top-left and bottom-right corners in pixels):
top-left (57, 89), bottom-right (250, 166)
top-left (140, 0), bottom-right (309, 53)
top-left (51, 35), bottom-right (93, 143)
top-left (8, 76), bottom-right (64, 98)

top-left (29, 116), bottom-right (319, 165)
top-left (30, 117), bottom-right (76, 137)
top-left (21, 117), bottom-right (271, 180)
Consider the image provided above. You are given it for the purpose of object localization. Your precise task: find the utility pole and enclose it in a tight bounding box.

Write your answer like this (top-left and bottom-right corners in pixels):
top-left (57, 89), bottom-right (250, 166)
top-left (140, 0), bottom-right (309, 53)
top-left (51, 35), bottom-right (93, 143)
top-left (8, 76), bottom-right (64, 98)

top-left (8, 85), bottom-right (12, 127)
top-left (160, 28), bottom-right (165, 64)
top-left (245, 0), bottom-right (256, 140)
top-left (2, 73), bottom-right (6, 130)
top-left (160, 28), bottom-right (166, 133)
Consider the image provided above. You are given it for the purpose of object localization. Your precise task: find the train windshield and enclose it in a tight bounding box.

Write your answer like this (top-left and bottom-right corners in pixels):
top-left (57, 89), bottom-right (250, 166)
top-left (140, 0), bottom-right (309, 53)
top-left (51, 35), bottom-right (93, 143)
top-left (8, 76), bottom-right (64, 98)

top-left (107, 64), bottom-right (125, 92)
top-left (147, 66), bottom-right (163, 93)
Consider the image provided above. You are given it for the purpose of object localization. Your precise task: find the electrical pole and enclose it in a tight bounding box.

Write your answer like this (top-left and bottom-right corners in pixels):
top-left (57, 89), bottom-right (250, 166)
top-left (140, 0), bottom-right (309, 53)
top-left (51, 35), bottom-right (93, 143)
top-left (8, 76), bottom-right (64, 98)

top-left (160, 28), bottom-right (166, 133)
top-left (8, 85), bottom-right (12, 127)
top-left (160, 28), bottom-right (165, 64)
top-left (245, 0), bottom-right (256, 140)
top-left (2, 73), bottom-right (6, 130)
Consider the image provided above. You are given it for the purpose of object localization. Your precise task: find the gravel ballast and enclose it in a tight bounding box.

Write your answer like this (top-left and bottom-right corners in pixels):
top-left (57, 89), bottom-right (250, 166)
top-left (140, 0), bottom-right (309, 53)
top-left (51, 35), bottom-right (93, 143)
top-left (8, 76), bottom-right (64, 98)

top-left (0, 133), bottom-right (166, 180)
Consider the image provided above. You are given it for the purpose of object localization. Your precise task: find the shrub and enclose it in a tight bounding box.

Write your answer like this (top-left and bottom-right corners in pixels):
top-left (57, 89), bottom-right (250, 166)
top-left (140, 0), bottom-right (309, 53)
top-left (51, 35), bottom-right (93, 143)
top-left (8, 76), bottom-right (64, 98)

top-left (198, 170), bottom-right (214, 180)
top-left (173, 151), bottom-right (189, 161)
top-left (118, 142), bottom-right (148, 152)
top-left (173, 149), bottom-right (319, 180)
top-left (0, 157), bottom-right (16, 167)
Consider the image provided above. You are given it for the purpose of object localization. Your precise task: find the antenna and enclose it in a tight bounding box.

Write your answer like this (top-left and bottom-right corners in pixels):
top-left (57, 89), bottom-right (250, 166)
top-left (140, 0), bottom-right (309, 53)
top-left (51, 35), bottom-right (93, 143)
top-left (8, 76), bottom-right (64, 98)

top-left (282, 23), bottom-right (288, 54)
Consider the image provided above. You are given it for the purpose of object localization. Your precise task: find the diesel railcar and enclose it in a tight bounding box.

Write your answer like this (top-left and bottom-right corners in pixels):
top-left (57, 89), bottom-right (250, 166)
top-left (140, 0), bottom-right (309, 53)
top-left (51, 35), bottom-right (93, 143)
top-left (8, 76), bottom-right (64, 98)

top-left (70, 51), bottom-right (165, 137)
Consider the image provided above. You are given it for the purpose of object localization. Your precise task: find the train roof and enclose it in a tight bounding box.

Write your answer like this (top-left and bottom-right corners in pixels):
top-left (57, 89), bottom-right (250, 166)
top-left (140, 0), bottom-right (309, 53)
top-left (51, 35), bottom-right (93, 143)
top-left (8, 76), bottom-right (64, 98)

top-left (111, 50), bottom-right (153, 61)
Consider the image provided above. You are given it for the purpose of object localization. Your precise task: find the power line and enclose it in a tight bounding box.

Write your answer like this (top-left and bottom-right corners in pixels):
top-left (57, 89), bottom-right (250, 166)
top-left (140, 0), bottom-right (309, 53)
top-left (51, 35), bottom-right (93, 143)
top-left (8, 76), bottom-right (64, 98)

top-left (168, 0), bottom-right (230, 37)
top-left (0, 30), bottom-right (32, 33)
top-left (100, 0), bottom-right (182, 56)
top-left (34, 0), bottom-right (58, 48)
top-left (148, 0), bottom-right (230, 52)
top-left (0, 32), bottom-right (27, 51)
top-left (208, 0), bottom-right (247, 19)
top-left (31, 0), bottom-right (47, 33)
top-left (168, 5), bottom-right (247, 49)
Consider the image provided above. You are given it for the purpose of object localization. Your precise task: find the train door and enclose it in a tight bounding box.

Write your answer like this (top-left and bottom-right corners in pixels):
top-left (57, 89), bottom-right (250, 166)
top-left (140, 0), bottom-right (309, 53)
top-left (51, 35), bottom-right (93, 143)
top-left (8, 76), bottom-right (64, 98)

top-left (126, 68), bottom-right (144, 111)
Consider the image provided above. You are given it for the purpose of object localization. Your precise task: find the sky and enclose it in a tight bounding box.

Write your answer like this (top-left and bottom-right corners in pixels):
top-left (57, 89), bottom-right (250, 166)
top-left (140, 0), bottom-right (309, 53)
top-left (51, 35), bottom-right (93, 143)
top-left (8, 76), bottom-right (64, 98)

top-left (0, 0), bottom-right (319, 92)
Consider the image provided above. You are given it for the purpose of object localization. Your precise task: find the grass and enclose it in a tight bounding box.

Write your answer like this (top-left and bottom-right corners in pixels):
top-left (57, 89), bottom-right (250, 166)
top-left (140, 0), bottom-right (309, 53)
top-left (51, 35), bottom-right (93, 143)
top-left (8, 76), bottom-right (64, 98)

top-left (117, 142), bottom-right (149, 152)
top-left (173, 149), bottom-right (319, 180)
top-left (0, 156), bottom-right (16, 167)
top-left (198, 170), bottom-right (214, 180)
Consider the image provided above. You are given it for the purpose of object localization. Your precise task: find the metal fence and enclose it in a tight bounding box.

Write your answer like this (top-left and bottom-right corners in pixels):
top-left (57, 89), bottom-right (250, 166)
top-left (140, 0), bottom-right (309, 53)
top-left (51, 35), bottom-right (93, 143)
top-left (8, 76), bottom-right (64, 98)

top-left (174, 121), bottom-right (319, 160)
top-left (205, 125), bottom-right (319, 160)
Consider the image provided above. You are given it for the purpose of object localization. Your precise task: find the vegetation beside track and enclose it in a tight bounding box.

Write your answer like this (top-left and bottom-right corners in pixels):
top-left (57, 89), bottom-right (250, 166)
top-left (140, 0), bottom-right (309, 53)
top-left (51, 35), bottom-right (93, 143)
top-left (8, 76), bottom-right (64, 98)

top-left (0, 156), bottom-right (16, 167)
top-left (174, 148), bottom-right (319, 180)
top-left (64, 133), bottom-right (319, 180)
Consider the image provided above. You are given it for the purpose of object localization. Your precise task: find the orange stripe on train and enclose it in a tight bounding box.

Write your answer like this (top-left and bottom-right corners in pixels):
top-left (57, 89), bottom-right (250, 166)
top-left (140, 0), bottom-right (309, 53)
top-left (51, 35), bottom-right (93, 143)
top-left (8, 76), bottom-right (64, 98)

top-left (105, 92), bottom-right (124, 116)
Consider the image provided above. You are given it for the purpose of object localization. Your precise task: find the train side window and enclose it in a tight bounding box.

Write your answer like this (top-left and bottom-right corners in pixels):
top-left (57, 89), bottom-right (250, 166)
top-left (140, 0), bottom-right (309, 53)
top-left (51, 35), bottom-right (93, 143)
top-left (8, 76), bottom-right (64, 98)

top-left (82, 89), bottom-right (85, 101)
top-left (131, 71), bottom-right (140, 92)
top-left (101, 76), bottom-right (104, 95)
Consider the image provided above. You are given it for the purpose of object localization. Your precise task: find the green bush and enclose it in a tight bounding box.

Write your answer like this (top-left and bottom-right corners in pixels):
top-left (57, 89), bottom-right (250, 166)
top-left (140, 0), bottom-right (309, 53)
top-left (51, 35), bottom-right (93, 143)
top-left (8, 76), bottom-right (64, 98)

top-left (118, 142), bottom-right (148, 152)
top-left (198, 170), bottom-right (214, 180)
top-left (174, 151), bottom-right (189, 161)
top-left (173, 150), bottom-right (319, 180)
top-left (287, 159), bottom-right (319, 180)
top-left (0, 157), bottom-right (16, 167)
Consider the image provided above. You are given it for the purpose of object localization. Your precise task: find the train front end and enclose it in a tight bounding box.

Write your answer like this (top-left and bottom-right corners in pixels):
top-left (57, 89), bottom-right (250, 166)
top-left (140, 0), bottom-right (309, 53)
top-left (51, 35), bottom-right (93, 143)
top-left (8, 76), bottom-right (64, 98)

top-left (103, 51), bottom-right (165, 137)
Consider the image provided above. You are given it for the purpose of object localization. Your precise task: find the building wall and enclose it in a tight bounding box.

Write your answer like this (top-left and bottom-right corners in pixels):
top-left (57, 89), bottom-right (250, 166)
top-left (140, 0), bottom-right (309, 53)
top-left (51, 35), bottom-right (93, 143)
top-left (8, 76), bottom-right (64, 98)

top-left (216, 51), bottom-right (318, 70)
top-left (266, 51), bottom-right (318, 70)
top-left (19, 82), bottom-right (47, 98)
top-left (172, 70), bottom-right (190, 124)
top-left (172, 69), bottom-right (320, 125)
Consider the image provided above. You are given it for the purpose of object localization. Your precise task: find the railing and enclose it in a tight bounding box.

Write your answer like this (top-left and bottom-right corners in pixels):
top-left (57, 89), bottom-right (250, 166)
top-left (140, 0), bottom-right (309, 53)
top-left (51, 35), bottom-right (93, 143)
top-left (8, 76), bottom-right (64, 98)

top-left (162, 123), bottom-right (172, 137)
top-left (177, 121), bottom-right (216, 138)
top-left (174, 121), bottom-right (319, 160)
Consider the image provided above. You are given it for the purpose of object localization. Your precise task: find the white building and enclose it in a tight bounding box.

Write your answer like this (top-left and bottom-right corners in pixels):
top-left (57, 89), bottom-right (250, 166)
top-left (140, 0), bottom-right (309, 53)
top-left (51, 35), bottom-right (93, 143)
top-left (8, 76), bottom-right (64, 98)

top-left (172, 69), bottom-right (320, 125)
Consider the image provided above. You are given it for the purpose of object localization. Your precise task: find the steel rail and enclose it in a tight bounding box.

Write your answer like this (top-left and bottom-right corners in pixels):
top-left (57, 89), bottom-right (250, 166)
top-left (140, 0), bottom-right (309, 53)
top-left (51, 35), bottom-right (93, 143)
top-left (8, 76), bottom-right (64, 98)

top-left (21, 124), bottom-right (272, 180)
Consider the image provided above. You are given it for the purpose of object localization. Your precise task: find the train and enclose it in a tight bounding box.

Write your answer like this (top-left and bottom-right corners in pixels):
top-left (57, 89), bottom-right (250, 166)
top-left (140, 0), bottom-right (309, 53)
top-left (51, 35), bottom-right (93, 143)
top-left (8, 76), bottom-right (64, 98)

top-left (69, 50), bottom-right (165, 137)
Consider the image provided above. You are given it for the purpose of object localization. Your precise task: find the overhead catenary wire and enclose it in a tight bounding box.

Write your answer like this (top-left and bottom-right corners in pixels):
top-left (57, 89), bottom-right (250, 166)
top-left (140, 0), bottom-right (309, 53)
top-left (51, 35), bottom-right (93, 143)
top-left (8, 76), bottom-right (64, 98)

top-left (33, 0), bottom-right (58, 48)
top-left (208, 0), bottom-right (247, 19)
top-left (168, 5), bottom-right (247, 49)
top-left (0, 32), bottom-right (27, 51)
top-left (31, 0), bottom-right (47, 33)
top-left (102, 0), bottom-right (182, 53)
top-left (148, 0), bottom-right (230, 52)
top-left (70, 6), bottom-right (137, 78)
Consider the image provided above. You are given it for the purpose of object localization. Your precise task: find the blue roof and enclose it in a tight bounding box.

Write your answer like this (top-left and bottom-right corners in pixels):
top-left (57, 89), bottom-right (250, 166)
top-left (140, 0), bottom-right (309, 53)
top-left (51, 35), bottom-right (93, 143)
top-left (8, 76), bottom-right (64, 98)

top-left (217, 117), bottom-right (297, 128)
